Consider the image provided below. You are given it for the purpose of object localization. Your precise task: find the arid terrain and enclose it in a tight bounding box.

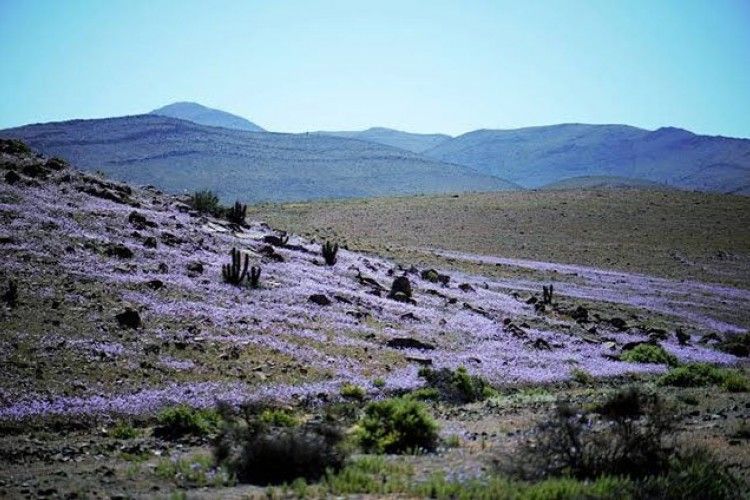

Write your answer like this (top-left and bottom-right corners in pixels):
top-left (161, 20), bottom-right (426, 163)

top-left (1, 140), bottom-right (748, 498)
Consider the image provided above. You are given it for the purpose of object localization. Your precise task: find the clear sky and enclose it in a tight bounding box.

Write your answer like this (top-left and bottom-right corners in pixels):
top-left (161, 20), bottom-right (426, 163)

top-left (1, 0), bottom-right (749, 137)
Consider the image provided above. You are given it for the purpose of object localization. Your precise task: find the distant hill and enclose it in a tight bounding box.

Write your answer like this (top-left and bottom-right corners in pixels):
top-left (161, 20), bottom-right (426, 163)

top-left (316, 127), bottom-right (451, 153)
top-left (541, 176), bottom-right (671, 191)
top-left (150, 101), bottom-right (265, 132)
top-left (424, 124), bottom-right (750, 194)
top-left (1, 115), bottom-right (517, 203)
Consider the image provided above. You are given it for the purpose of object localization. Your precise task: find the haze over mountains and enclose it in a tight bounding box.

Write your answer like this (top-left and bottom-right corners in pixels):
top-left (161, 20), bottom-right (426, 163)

top-left (2, 101), bottom-right (749, 199)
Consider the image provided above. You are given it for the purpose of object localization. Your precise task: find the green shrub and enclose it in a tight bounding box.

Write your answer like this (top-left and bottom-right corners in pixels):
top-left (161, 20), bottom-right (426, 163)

top-left (190, 190), bottom-right (220, 215)
top-left (638, 449), bottom-right (741, 500)
top-left (570, 367), bottom-right (595, 384)
top-left (259, 408), bottom-right (298, 427)
top-left (214, 403), bottom-right (348, 485)
top-left (155, 405), bottom-right (220, 439)
top-left (405, 387), bottom-right (440, 401)
top-left (419, 366), bottom-right (496, 404)
top-left (372, 378), bottom-right (386, 389)
top-left (340, 383), bottom-right (366, 401)
top-left (620, 343), bottom-right (679, 366)
top-left (110, 421), bottom-right (139, 439)
top-left (357, 398), bottom-right (439, 454)
top-left (659, 363), bottom-right (748, 392)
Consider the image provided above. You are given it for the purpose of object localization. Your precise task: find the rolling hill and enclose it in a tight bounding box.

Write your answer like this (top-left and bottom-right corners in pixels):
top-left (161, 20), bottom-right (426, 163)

top-left (316, 127), bottom-right (451, 153)
top-left (150, 101), bottom-right (265, 132)
top-left (0, 115), bottom-right (517, 202)
top-left (424, 124), bottom-right (750, 194)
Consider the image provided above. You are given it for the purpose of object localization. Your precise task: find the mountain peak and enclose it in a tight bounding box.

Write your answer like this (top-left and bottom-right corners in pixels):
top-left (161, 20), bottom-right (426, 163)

top-left (150, 102), bottom-right (265, 132)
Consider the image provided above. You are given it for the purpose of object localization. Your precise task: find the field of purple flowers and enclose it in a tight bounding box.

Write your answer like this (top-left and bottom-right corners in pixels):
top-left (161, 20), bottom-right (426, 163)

top-left (1, 140), bottom-right (747, 497)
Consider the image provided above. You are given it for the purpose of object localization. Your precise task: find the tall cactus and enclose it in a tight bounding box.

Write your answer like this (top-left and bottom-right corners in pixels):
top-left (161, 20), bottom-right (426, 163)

top-left (542, 284), bottom-right (554, 304)
top-left (249, 266), bottom-right (261, 289)
top-left (222, 247), bottom-right (249, 285)
top-left (321, 240), bottom-right (339, 266)
top-left (228, 201), bottom-right (247, 226)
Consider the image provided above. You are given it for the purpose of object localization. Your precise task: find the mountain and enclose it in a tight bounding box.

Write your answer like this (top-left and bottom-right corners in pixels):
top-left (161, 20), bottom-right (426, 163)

top-left (0, 115), bottom-right (517, 203)
top-left (150, 101), bottom-right (265, 132)
top-left (316, 127), bottom-right (451, 153)
top-left (424, 124), bottom-right (750, 194)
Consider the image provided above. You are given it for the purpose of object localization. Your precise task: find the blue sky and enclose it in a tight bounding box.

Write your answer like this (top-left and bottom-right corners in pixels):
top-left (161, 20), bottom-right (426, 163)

top-left (1, 0), bottom-right (749, 137)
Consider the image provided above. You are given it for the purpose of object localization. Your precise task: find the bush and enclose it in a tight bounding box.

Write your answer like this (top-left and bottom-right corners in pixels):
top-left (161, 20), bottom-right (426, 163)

top-left (418, 366), bottom-right (496, 404)
top-left (340, 384), bottom-right (366, 401)
top-left (718, 333), bottom-right (749, 357)
top-left (620, 343), bottom-right (679, 366)
top-left (357, 398), bottom-right (439, 454)
top-left (214, 403), bottom-right (348, 485)
top-left (110, 421), bottom-right (139, 439)
top-left (514, 386), bottom-right (675, 480)
top-left (659, 363), bottom-right (748, 392)
top-left (190, 190), bottom-right (220, 215)
top-left (259, 408), bottom-right (298, 427)
top-left (570, 367), bottom-right (595, 385)
top-left (154, 405), bottom-right (220, 439)
top-left (638, 449), bottom-right (741, 500)
top-left (405, 387), bottom-right (441, 401)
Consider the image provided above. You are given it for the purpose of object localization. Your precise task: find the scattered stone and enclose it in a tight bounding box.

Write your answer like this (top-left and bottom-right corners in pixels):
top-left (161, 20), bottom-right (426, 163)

top-left (458, 283), bottom-right (475, 293)
top-left (128, 211), bottom-right (155, 229)
top-left (676, 328), bottom-right (691, 346)
top-left (186, 261), bottom-right (204, 277)
top-left (4, 171), bottom-right (21, 184)
top-left (421, 269), bottom-right (440, 283)
top-left (405, 356), bottom-right (433, 365)
top-left (106, 244), bottom-right (134, 259)
top-left (389, 276), bottom-right (412, 300)
top-left (22, 163), bottom-right (49, 179)
top-left (157, 262), bottom-right (169, 273)
top-left (308, 294), bottom-right (331, 306)
top-left (333, 295), bottom-right (352, 304)
top-left (531, 338), bottom-right (552, 350)
top-left (143, 236), bottom-right (158, 248)
top-left (400, 312), bottom-right (420, 321)
top-left (259, 245), bottom-right (285, 262)
top-left (145, 279), bottom-right (164, 290)
top-left (387, 337), bottom-right (435, 350)
top-left (45, 157), bottom-right (67, 170)
top-left (161, 232), bottom-right (184, 246)
top-left (115, 308), bottom-right (141, 329)
top-left (571, 305), bottom-right (589, 322)
top-left (609, 317), bottom-right (628, 331)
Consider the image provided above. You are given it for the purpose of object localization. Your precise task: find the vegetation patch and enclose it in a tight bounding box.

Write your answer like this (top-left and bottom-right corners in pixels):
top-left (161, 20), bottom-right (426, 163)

top-left (356, 397), bottom-right (439, 454)
top-left (659, 363), bottom-right (749, 392)
top-left (154, 405), bottom-right (221, 439)
top-left (620, 343), bottom-right (679, 366)
top-left (418, 366), bottom-right (497, 404)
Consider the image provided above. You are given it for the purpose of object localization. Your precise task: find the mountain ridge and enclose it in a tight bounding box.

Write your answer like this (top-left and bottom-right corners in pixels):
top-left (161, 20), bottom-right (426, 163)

top-left (150, 101), bottom-right (265, 132)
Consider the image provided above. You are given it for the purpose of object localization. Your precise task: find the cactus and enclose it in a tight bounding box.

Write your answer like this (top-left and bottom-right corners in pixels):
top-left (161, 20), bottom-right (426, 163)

top-left (228, 201), bottom-right (247, 226)
top-left (222, 247), bottom-right (249, 285)
top-left (321, 241), bottom-right (339, 266)
top-left (249, 265), bottom-right (261, 289)
top-left (542, 284), bottom-right (554, 304)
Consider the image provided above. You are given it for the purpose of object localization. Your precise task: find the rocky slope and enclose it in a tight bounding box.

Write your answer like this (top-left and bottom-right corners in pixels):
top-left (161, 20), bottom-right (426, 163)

top-left (150, 101), bottom-right (266, 132)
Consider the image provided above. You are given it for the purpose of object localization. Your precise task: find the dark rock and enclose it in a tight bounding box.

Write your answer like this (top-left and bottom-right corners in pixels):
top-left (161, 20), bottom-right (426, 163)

top-left (357, 272), bottom-right (386, 291)
top-left (4, 171), bottom-right (21, 184)
top-left (675, 328), bottom-right (691, 346)
top-left (333, 295), bottom-right (352, 304)
top-left (157, 263), bottom-right (169, 273)
top-left (186, 261), bottom-right (204, 277)
top-left (610, 317), bottom-right (628, 330)
top-left (386, 337), bottom-right (435, 350)
top-left (389, 276), bottom-right (412, 299)
top-left (400, 312), bottom-right (420, 321)
top-left (458, 283), bottom-right (475, 293)
top-left (405, 356), bottom-right (433, 365)
top-left (143, 237), bottom-right (158, 248)
top-left (22, 163), bottom-right (49, 179)
top-left (263, 234), bottom-right (288, 246)
top-left (571, 305), bottom-right (589, 322)
top-left (308, 294), bottom-right (331, 306)
top-left (115, 308), bottom-right (141, 329)
top-left (531, 338), bottom-right (552, 350)
top-left (45, 158), bottom-right (67, 171)
top-left (390, 291), bottom-right (415, 304)
top-left (128, 211), bottom-right (156, 229)
top-left (145, 279), bottom-right (163, 290)
top-left (259, 245), bottom-right (285, 262)
top-left (421, 269), bottom-right (440, 283)
top-left (161, 232), bottom-right (184, 246)
top-left (106, 244), bottom-right (133, 259)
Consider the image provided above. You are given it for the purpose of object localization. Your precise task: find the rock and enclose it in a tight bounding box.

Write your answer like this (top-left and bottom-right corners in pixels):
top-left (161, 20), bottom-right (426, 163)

top-left (676, 328), bottom-right (691, 346)
top-left (263, 234), bottom-right (288, 246)
top-left (333, 295), bottom-right (352, 304)
top-left (157, 263), bottom-right (169, 273)
top-left (22, 163), bottom-right (49, 179)
top-left (186, 261), bottom-right (204, 277)
top-left (531, 338), bottom-right (552, 350)
top-left (571, 305), bottom-right (589, 322)
top-left (386, 337), bottom-right (435, 350)
top-left (400, 312), bottom-right (420, 321)
top-left (259, 245), bottom-right (285, 262)
top-left (389, 276), bottom-right (412, 299)
top-left (128, 211), bottom-right (156, 229)
top-left (143, 237), bottom-right (158, 248)
top-left (405, 356), bottom-right (433, 365)
top-left (145, 279), bottom-right (164, 290)
top-left (609, 317), bottom-right (628, 331)
top-left (308, 294), bottom-right (331, 306)
top-left (458, 283), bottom-right (475, 293)
top-left (115, 308), bottom-right (141, 329)
top-left (357, 272), bottom-right (386, 291)
top-left (390, 291), bottom-right (414, 304)
top-left (45, 157), bottom-right (67, 170)
top-left (4, 171), bottom-right (21, 184)
top-left (161, 232), bottom-right (184, 246)
top-left (106, 244), bottom-right (134, 259)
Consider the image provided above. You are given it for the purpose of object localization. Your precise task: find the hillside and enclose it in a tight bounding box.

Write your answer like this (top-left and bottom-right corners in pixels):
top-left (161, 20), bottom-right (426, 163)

top-left (150, 101), bottom-right (265, 132)
top-left (0, 115), bottom-right (517, 203)
top-left (424, 124), bottom-right (750, 194)
top-left (540, 175), bottom-right (670, 191)
top-left (1, 141), bottom-right (748, 496)
top-left (317, 127), bottom-right (451, 153)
